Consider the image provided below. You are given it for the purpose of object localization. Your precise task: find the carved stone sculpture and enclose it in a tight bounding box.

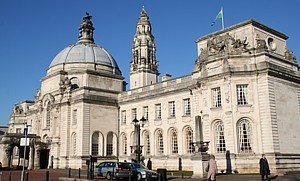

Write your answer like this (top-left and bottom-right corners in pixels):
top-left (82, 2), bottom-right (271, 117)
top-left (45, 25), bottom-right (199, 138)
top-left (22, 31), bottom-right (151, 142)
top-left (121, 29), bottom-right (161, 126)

top-left (284, 47), bottom-right (297, 63)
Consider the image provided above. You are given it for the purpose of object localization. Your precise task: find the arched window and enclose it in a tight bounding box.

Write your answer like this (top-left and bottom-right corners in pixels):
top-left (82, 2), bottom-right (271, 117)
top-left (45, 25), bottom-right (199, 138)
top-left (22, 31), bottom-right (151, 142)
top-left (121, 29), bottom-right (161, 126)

top-left (170, 129), bottom-right (178, 154)
top-left (121, 134), bottom-right (127, 156)
top-left (70, 77), bottom-right (80, 90)
top-left (185, 127), bottom-right (193, 154)
top-left (46, 101), bottom-right (51, 128)
top-left (215, 121), bottom-right (226, 153)
top-left (156, 130), bottom-right (164, 155)
top-left (72, 133), bottom-right (77, 155)
top-left (238, 119), bottom-right (252, 153)
top-left (107, 132), bottom-right (113, 156)
top-left (130, 132), bottom-right (135, 154)
top-left (92, 132), bottom-right (99, 155)
top-left (143, 131), bottom-right (150, 155)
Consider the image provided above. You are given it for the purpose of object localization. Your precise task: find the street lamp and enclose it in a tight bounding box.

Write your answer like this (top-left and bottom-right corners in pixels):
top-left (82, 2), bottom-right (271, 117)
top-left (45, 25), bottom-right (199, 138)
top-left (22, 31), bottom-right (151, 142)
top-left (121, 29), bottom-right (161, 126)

top-left (21, 122), bottom-right (31, 181)
top-left (132, 116), bottom-right (146, 164)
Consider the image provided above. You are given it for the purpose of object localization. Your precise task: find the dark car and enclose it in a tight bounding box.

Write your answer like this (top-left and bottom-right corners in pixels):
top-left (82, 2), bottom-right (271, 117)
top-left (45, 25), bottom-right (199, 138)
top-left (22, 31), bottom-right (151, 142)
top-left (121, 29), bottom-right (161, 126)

top-left (130, 162), bottom-right (158, 181)
top-left (96, 161), bottom-right (131, 179)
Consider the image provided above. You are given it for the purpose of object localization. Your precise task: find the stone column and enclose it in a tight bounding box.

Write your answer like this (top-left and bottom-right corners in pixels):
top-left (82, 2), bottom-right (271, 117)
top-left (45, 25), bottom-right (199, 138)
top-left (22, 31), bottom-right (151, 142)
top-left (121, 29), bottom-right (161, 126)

top-left (34, 147), bottom-right (40, 169)
top-left (28, 144), bottom-right (35, 170)
top-left (191, 152), bottom-right (209, 178)
top-left (195, 116), bottom-right (203, 148)
top-left (4, 145), bottom-right (12, 168)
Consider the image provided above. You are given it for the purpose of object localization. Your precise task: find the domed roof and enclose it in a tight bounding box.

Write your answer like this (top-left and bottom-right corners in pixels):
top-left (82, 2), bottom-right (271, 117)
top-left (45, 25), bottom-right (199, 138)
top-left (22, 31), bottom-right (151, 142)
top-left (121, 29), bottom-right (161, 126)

top-left (49, 13), bottom-right (120, 74)
top-left (49, 43), bottom-right (119, 69)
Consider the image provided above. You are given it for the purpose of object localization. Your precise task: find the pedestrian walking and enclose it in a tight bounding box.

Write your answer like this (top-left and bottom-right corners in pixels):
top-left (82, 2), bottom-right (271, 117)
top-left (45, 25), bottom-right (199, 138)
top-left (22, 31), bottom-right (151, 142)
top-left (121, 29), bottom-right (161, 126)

top-left (207, 155), bottom-right (218, 181)
top-left (259, 154), bottom-right (270, 181)
top-left (147, 158), bottom-right (152, 170)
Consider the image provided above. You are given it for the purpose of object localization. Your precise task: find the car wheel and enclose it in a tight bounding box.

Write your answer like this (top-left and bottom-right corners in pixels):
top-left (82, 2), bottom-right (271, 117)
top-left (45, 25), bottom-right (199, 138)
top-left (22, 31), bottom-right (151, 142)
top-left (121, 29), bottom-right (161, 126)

top-left (136, 173), bottom-right (142, 181)
top-left (106, 172), bottom-right (112, 180)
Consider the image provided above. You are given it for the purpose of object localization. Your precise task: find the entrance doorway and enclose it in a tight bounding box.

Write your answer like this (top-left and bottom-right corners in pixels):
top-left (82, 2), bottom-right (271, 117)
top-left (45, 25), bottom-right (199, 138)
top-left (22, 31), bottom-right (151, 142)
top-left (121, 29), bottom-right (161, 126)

top-left (39, 149), bottom-right (49, 169)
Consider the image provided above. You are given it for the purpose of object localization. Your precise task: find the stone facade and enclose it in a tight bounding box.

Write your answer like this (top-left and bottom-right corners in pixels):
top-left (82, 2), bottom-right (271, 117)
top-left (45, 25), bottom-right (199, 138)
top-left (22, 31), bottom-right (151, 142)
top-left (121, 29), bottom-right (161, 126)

top-left (120, 19), bottom-right (300, 174)
top-left (1, 9), bottom-right (299, 175)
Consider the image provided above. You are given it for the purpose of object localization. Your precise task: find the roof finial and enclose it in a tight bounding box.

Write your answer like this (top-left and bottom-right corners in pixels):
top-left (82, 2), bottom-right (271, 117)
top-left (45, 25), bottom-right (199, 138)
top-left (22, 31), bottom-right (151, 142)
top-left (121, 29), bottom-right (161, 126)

top-left (77, 12), bottom-right (95, 44)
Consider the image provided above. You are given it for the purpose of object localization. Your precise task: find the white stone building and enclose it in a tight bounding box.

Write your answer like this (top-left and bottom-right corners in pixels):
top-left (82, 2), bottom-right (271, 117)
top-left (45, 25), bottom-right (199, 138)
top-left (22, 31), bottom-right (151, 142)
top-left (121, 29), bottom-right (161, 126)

top-left (1, 8), bottom-right (299, 174)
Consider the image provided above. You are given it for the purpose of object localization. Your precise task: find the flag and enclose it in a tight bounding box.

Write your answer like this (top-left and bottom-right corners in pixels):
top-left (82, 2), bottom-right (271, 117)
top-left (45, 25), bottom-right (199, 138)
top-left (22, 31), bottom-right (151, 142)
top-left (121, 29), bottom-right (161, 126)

top-left (211, 8), bottom-right (223, 27)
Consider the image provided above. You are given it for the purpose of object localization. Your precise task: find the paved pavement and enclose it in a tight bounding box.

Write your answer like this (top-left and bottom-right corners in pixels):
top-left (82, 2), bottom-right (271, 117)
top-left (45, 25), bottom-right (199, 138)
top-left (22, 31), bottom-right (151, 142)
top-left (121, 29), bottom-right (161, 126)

top-left (0, 169), bottom-right (299, 181)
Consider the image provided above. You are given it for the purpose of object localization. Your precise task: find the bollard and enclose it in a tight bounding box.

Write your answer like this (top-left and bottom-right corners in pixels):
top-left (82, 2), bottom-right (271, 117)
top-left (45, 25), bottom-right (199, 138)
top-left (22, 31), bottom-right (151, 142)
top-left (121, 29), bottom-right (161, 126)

top-left (69, 168), bottom-right (71, 178)
top-left (181, 170), bottom-right (184, 179)
top-left (26, 172), bottom-right (29, 181)
top-left (87, 168), bottom-right (89, 179)
top-left (79, 168), bottom-right (81, 179)
top-left (158, 173), bottom-right (161, 181)
top-left (46, 170), bottom-right (49, 181)
top-left (8, 172), bottom-right (11, 181)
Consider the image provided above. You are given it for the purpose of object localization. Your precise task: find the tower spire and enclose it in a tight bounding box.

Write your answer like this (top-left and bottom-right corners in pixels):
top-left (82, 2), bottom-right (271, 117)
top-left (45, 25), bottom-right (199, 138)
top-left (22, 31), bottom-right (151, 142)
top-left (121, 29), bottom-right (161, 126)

top-left (130, 7), bottom-right (159, 89)
top-left (77, 12), bottom-right (95, 44)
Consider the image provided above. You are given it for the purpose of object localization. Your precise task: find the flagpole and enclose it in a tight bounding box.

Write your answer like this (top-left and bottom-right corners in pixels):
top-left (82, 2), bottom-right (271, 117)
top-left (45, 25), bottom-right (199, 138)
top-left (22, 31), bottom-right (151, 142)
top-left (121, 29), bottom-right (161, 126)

top-left (221, 7), bottom-right (224, 30)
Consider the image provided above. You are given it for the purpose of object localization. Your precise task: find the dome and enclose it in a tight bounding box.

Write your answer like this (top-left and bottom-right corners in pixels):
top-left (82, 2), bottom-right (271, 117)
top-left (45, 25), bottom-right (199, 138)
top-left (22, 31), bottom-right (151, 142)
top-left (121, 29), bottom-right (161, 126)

top-left (48, 13), bottom-right (121, 75)
top-left (49, 43), bottom-right (119, 70)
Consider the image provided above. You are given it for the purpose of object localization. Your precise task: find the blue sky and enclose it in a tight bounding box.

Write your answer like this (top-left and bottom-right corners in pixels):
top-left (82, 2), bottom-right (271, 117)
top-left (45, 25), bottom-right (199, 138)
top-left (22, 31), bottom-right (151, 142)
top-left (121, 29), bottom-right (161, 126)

top-left (0, 0), bottom-right (299, 125)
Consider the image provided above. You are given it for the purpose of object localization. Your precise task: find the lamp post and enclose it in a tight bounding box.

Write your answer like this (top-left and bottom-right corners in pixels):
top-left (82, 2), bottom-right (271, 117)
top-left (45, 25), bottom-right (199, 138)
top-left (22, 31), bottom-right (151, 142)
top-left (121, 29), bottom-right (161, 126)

top-left (132, 116), bottom-right (146, 164)
top-left (21, 122), bottom-right (31, 181)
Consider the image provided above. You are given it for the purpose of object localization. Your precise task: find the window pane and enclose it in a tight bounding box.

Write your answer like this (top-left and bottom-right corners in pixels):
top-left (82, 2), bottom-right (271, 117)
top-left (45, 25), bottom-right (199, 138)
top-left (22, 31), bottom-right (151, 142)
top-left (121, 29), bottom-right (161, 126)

top-left (212, 87), bottom-right (222, 107)
top-left (168, 101), bottom-right (175, 117)
top-left (157, 130), bottom-right (164, 154)
top-left (185, 127), bottom-right (193, 154)
top-left (171, 129), bottom-right (178, 154)
top-left (238, 120), bottom-right (252, 153)
top-left (237, 85), bottom-right (248, 105)
top-left (184, 98), bottom-right (191, 115)
top-left (155, 104), bottom-right (161, 119)
top-left (132, 108), bottom-right (137, 120)
top-left (121, 110), bottom-right (126, 124)
top-left (215, 121), bottom-right (226, 153)
top-left (143, 106), bottom-right (149, 120)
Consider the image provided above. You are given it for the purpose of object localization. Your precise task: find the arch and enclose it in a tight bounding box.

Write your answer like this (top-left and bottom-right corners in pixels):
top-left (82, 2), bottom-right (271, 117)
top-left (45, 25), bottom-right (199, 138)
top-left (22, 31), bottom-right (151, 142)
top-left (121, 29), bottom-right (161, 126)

top-left (90, 131), bottom-right (104, 156)
top-left (168, 128), bottom-right (178, 154)
top-left (120, 132), bottom-right (128, 156)
top-left (71, 132), bottom-right (77, 155)
top-left (142, 130), bottom-right (150, 156)
top-left (106, 132), bottom-right (114, 156)
top-left (70, 77), bottom-right (80, 90)
top-left (183, 126), bottom-right (193, 154)
top-left (42, 93), bottom-right (55, 107)
top-left (237, 118), bottom-right (253, 153)
top-left (214, 120), bottom-right (226, 153)
top-left (154, 129), bottom-right (164, 155)
top-left (46, 101), bottom-right (51, 128)
top-left (92, 132), bottom-right (99, 155)
top-left (42, 134), bottom-right (48, 143)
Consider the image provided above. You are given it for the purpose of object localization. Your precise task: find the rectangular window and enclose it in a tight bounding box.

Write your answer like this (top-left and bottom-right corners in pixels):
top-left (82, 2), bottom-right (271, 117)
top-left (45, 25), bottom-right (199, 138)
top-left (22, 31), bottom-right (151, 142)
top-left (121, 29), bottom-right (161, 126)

top-left (132, 108), bottom-right (137, 120)
top-left (237, 85), bottom-right (248, 105)
top-left (168, 101), bottom-right (175, 117)
top-left (72, 109), bottom-right (77, 125)
top-left (212, 87), bottom-right (222, 107)
top-left (106, 144), bottom-right (113, 156)
top-left (143, 106), bottom-right (149, 120)
top-left (92, 144), bottom-right (98, 155)
top-left (155, 104), bottom-right (161, 119)
top-left (183, 98), bottom-right (191, 115)
top-left (121, 110), bottom-right (126, 124)
top-left (16, 128), bottom-right (22, 134)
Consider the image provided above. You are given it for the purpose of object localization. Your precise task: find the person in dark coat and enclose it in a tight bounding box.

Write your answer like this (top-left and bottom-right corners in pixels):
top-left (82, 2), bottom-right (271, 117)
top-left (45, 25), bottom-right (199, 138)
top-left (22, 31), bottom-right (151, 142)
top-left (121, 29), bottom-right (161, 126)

top-left (147, 158), bottom-right (152, 170)
top-left (259, 154), bottom-right (270, 181)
